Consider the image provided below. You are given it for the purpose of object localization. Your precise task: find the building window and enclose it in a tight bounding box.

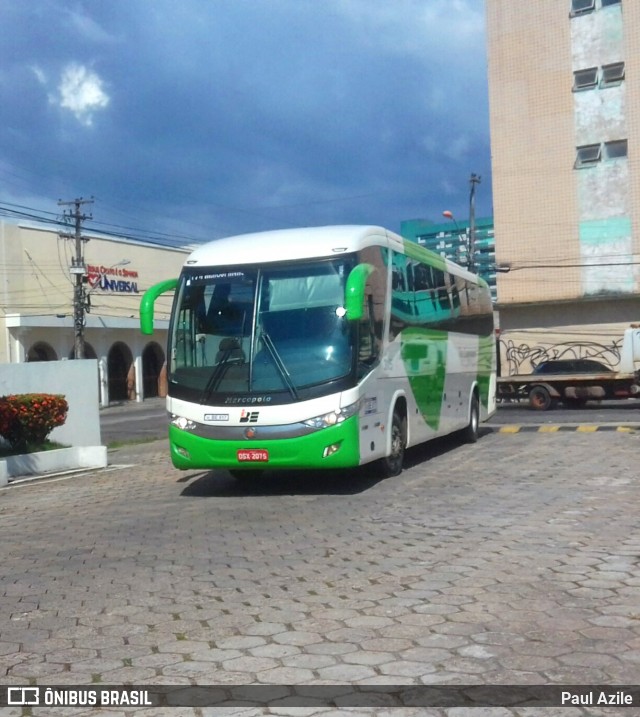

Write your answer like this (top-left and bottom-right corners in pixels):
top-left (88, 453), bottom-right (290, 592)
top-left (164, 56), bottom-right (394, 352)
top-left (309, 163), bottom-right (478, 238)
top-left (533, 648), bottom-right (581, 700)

top-left (604, 139), bottom-right (628, 159)
top-left (601, 0), bottom-right (621, 6)
top-left (575, 144), bottom-right (602, 168)
top-left (600, 62), bottom-right (625, 88)
top-left (570, 0), bottom-right (595, 15)
top-left (573, 67), bottom-right (598, 91)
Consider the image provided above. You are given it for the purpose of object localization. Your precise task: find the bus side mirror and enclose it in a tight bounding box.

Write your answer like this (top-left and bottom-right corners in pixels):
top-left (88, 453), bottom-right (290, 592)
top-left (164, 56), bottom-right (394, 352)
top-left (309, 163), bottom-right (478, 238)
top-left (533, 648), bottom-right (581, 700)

top-left (344, 263), bottom-right (375, 321)
top-left (140, 278), bottom-right (179, 335)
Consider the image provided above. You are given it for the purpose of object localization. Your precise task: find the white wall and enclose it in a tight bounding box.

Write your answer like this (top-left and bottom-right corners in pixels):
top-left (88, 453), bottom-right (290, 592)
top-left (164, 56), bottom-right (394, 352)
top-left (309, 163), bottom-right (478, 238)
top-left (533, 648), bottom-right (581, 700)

top-left (0, 360), bottom-right (102, 447)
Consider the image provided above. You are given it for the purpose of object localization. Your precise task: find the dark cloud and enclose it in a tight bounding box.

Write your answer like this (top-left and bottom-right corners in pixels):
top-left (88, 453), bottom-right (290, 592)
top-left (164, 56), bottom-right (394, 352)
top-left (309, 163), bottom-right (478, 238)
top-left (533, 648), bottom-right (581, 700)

top-left (0, 0), bottom-right (491, 243)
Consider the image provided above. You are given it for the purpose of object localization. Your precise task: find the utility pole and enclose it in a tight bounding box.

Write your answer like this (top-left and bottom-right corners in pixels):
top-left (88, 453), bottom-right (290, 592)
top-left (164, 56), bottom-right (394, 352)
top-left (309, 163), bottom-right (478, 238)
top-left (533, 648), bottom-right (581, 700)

top-left (59, 197), bottom-right (93, 359)
top-left (468, 173), bottom-right (481, 274)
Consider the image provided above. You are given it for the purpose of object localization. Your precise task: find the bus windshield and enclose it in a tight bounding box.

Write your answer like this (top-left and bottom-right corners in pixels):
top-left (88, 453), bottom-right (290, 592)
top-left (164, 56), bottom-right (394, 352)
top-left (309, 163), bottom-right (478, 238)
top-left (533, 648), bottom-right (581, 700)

top-left (168, 258), bottom-right (355, 403)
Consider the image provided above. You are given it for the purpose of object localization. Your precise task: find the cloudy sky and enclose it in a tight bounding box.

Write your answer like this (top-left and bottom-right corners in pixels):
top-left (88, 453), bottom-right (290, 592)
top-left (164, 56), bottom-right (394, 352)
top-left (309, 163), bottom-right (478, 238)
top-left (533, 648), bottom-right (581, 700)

top-left (0, 0), bottom-right (491, 246)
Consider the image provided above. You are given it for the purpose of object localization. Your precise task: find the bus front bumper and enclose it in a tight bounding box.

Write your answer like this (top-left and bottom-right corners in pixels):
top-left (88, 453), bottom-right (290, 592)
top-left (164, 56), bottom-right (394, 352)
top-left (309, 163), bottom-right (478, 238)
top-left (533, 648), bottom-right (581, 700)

top-left (169, 415), bottom-right (360, 471)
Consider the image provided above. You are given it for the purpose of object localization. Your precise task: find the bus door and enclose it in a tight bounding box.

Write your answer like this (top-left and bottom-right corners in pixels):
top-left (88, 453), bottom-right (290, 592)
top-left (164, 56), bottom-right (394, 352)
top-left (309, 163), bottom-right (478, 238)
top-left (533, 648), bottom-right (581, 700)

top-left (350, 246), bottom-right (388, 465)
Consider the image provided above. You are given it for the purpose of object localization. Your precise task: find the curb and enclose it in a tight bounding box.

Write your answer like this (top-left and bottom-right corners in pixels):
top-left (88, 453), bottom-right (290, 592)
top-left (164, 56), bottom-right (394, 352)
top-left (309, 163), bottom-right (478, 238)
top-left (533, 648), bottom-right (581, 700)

top-left (489, 424), bottom-right (639, 434)
top-left (0, 446), bottom-right (108, 487)
top-left (2, 463), bottom-right (133, 489)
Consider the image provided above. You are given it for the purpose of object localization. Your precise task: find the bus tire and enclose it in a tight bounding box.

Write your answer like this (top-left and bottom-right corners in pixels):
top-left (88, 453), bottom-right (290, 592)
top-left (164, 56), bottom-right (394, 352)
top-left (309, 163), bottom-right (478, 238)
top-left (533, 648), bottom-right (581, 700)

top-left (529, 385), bottom-right (552, 411)
top-left (462, 392), bottom-right (480, 444)
top-left (377, 410), bottom-right (406, 478)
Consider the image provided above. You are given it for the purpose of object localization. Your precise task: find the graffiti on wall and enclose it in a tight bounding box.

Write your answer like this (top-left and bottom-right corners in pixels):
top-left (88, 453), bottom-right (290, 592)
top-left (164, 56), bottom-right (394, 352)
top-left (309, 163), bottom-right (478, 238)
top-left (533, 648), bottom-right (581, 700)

top-left (499, 337), bottom-right (623, 376)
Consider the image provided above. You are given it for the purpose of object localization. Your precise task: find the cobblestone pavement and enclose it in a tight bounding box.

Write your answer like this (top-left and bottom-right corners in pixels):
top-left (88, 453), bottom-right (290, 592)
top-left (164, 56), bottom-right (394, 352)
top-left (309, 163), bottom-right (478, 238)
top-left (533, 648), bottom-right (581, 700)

top-left (1, 429), bottom-right (640, 717)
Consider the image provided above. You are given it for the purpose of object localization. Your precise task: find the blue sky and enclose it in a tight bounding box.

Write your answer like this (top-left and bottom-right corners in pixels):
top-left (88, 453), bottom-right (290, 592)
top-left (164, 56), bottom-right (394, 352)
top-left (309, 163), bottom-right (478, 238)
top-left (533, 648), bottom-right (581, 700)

top-left (0, 0), bottom-right (491, 246)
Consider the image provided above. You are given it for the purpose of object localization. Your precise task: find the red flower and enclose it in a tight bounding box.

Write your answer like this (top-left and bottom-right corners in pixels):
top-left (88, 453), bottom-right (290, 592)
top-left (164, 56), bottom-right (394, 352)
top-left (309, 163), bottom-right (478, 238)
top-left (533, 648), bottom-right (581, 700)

top-left (0, 393), bottom-right (68, 449)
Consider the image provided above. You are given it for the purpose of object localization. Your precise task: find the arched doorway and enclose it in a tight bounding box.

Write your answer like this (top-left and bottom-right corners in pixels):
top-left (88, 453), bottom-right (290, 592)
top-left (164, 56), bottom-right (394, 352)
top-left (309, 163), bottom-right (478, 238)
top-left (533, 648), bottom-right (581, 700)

top-left (142, 342), bottom-right (165, 398)
top-left (67, 343), bottom-right (97, 360)
top-left (107, 342), bottom-right (135, 402)
top-left (27, 342), bottom-right (58, 362)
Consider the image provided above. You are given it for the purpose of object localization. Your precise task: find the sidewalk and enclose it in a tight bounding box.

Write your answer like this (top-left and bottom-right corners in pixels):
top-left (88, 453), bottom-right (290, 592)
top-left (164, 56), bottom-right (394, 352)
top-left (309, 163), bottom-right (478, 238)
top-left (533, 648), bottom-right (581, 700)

top-left (99, 396), bottom-right (166, 414)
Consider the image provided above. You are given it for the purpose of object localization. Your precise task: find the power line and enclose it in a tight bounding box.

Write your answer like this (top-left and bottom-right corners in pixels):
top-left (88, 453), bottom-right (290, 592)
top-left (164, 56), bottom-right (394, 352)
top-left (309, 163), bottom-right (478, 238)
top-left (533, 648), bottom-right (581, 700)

top-left (0, 200), bottom-right (202, 248)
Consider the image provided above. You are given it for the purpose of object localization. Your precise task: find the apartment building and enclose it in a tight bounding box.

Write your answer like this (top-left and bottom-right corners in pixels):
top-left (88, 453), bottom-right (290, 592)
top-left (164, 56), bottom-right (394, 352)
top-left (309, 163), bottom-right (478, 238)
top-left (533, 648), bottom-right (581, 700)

top-left (486, 0), bottom-right (640, 374)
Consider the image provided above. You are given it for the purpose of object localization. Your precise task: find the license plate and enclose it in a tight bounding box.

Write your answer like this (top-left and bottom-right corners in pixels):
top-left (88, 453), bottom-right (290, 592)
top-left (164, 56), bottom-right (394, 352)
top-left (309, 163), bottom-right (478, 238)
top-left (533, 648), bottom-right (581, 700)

top-left (237, 449), bottom-right (269, 462)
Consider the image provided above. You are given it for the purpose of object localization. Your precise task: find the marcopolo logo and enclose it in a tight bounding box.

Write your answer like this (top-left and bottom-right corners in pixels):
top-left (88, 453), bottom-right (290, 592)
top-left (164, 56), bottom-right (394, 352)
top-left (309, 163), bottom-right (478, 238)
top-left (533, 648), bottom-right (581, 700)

top-left (224, 396), bottom-right (272, 405)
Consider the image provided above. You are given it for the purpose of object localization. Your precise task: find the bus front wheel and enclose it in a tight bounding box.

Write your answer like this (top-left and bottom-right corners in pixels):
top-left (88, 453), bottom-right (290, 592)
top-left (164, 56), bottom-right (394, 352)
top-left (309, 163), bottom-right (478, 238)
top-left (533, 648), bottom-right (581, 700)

top-left (377, 411), bottom-right (406, 478)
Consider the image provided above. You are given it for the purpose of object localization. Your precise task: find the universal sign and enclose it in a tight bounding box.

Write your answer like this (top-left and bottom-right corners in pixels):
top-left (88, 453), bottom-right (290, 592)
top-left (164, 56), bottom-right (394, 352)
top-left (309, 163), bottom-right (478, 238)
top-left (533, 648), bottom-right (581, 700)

top-left (87, 264), bottom-right (140, 293)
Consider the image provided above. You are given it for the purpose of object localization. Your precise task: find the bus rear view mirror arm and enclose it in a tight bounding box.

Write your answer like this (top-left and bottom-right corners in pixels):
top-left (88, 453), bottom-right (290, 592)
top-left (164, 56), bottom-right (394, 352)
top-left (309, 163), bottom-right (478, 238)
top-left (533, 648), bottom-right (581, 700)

top-left (140, 278), bottom-right (179, 335)
top-left (345, 263), bottom-right (375, 321)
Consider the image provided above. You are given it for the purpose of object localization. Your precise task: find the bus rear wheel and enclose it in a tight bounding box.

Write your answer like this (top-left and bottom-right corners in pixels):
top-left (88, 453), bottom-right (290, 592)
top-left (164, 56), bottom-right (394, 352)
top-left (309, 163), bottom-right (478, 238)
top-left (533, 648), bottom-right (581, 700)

top-left (462, 392), bottom-right (480, 444)
top-left (377, 411), bottom-right (406, 478)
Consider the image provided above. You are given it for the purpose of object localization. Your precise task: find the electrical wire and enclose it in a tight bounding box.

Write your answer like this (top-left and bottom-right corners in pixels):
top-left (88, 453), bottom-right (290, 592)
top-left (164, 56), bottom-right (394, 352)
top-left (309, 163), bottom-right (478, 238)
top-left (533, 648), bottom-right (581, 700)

top-left (0, 201), bottom-right (199, 248)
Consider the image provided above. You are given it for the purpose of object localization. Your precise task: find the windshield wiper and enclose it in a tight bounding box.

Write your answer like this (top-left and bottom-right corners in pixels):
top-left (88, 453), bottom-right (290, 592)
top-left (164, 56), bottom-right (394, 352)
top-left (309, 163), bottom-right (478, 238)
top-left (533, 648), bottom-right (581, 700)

top-left (260, 331), bottom-right (299, 400)
top-left (199, 338), bottom-right (243, 404)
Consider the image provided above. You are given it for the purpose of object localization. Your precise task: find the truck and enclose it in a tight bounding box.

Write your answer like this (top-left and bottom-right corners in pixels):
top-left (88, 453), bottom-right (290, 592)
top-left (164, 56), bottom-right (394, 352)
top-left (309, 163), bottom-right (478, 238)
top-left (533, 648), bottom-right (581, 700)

top-left (497, 325), bottom-right (640, 410)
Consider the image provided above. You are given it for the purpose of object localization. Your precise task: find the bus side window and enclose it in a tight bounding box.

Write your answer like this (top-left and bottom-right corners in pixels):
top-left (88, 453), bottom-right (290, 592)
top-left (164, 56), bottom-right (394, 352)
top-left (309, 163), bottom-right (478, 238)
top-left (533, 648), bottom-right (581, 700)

top-left (433, 268), bottom-right (450, 311)
top-left (413, 263), bottom-right (437, 311)
top-left (449, 273), bottom-right (461, 310)
top-left (456, 275), bottom-right (469, 311)
top-left (391, 267), bottom-right (405, 291)
top-left (406, 263), bottom-right (415, 292)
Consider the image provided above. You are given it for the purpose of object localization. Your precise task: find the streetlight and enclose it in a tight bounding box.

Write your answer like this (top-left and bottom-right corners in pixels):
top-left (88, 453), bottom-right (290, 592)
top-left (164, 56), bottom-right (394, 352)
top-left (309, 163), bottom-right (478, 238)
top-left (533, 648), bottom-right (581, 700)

top-left (442, 173), bottom-right (482, 274)
top-left (442, 210), bottom-right (460, 231)
top-left (468, 173), bottom-right (481, 275)
top-left (442, 210), bottom-right (469, 270)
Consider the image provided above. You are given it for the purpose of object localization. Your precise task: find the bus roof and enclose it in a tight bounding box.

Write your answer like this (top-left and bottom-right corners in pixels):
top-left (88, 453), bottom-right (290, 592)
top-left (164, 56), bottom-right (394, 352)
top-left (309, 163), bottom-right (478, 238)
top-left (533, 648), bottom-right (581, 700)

top-left (183, 225), bottom-right (402, 266)
top-left (182, 224), bottom-right (482, 284)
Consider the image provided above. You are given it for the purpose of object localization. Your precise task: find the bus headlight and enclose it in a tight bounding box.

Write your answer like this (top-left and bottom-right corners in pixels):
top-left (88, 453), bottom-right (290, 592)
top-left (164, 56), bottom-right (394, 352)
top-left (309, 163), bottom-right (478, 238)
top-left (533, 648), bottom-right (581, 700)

top-left (303, 401), bottom-right (359, 429)
top-left (171, 414), bottom-right (196, 431)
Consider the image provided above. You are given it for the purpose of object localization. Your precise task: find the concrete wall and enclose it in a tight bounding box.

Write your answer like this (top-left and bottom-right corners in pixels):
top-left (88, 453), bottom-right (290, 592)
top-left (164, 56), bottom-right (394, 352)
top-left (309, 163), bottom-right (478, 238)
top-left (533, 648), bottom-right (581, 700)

top-left (0, 360), bottom-right (101, 447)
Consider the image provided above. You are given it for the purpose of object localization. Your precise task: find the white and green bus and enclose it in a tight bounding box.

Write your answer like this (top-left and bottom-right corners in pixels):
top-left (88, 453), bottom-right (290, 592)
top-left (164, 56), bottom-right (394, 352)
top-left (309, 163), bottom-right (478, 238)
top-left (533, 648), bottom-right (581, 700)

top-left (141, 225), bottom-right (496, 478)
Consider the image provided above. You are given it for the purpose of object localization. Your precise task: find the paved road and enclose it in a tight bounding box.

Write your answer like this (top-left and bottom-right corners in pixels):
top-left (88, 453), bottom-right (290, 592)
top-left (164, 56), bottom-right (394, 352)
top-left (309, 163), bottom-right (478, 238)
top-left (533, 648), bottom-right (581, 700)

top-left (1, 427), bottom-right (640, 715)
top-left (99, 398), bottom-right (167, 445)
top-left (494, 399), bottom-right (640, 426)
top-left (98, 397), bottom-right (640, 446)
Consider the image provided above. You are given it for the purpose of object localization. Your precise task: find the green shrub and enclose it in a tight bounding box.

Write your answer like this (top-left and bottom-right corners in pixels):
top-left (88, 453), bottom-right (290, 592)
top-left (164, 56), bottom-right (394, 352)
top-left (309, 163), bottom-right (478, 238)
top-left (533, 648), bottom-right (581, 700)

top-left (0, 394), bottom-right (68, 450)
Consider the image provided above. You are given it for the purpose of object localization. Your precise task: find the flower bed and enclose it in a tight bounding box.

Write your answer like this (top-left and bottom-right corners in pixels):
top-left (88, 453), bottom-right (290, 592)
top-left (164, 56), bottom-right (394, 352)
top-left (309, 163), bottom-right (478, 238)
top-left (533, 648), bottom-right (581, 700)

top-left (0, 394), bottom-right (68, 451)
top-left (0, 393), bottom-right (102, 486)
